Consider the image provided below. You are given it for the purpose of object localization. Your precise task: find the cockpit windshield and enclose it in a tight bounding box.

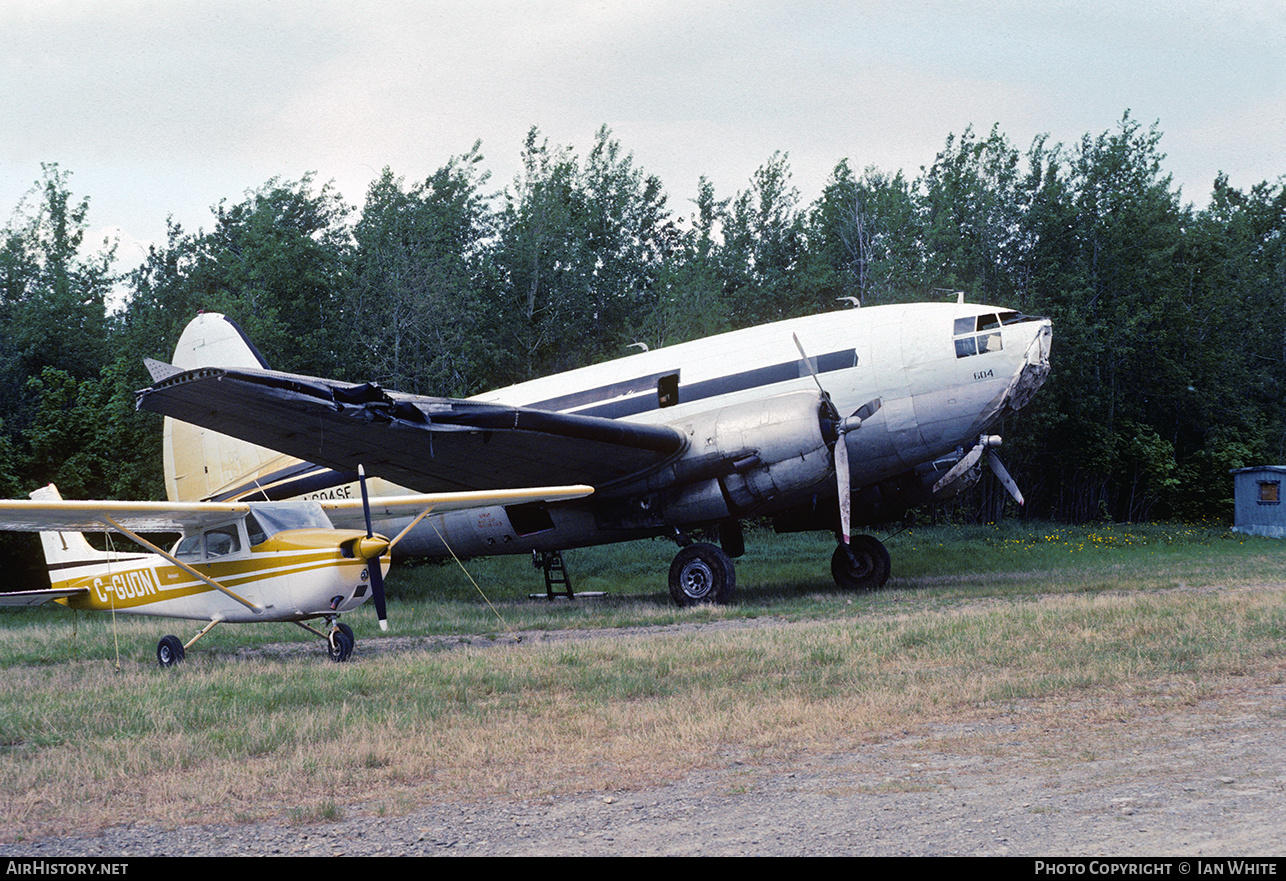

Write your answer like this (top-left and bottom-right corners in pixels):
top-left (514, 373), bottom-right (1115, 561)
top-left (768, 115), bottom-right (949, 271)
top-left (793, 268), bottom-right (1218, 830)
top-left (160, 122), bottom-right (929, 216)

top-left (245, 502), bottom-right (331, 546)
top-left (953, 311), bottom-right (1038, 359)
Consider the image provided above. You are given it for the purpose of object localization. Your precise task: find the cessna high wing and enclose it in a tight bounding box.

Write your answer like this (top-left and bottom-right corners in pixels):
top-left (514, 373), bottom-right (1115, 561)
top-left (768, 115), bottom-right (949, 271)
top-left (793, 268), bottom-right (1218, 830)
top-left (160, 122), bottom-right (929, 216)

top-left (0, 480), bottom-right (591, 665)
top-left (134, 300), bottom-right (1052, 605)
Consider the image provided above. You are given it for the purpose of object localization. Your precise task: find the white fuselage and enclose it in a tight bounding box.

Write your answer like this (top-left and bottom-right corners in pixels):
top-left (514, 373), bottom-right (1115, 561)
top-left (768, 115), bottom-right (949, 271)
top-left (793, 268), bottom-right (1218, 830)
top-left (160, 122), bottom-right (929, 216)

top-left (375, 301), bottom-right (1051, 556)
top-left (48, 536), bottom-right (388, 624)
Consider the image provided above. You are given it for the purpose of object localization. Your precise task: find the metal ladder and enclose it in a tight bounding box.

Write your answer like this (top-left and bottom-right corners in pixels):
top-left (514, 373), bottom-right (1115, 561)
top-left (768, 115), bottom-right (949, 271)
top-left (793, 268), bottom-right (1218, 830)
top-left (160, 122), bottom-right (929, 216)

top-left (530, 550), bottom-right (603, 600)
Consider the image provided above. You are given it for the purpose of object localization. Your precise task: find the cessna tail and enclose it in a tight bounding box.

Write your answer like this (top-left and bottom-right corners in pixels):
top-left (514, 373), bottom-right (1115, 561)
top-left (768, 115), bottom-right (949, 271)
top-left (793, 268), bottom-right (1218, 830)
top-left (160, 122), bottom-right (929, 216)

top-left (137, 300), bottom-right (1052, 605)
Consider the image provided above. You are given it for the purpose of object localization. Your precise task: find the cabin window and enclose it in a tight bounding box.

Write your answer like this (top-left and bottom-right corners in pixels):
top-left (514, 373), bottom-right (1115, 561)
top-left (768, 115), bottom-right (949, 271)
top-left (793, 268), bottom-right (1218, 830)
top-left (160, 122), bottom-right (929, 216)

top-left (204, 525), bottom-right (241, 558)
top-left (246, 512), bottom-right (268, 547)
top-left (1258, 481), bottom-right (1280, 504)
top-left (954, 314), bottom-right (1005, 359)
top-left (174, 534), bottom-right (202, 560)
top-left (658, 373), bottom-right (679, 408)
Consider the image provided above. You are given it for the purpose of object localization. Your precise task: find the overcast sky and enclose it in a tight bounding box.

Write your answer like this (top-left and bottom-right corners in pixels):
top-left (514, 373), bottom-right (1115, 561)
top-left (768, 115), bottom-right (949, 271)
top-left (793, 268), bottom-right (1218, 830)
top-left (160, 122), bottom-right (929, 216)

top-left (2, 0), bottom-right (1282, 271)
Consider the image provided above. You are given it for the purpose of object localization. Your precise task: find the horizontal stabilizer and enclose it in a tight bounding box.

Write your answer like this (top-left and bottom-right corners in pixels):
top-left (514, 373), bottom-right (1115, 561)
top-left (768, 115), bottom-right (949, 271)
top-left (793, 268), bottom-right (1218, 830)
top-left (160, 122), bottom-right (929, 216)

top-left (0, 587), bottom-right (87, 607)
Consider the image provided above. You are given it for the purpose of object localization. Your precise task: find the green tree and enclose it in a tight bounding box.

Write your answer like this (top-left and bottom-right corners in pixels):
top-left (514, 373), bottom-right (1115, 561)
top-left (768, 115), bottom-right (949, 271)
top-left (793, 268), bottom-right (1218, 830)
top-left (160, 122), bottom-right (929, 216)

top-left (180, 175), bottom-right (354, 378)
top-left (349, 147), bottom-right (497, 395)
top-left (493, 126), bottom-right (675, 381)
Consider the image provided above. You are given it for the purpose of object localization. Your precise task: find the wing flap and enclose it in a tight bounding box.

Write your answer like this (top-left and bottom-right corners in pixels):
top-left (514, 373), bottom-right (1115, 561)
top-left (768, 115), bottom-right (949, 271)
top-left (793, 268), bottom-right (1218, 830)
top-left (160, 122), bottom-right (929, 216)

top-left (136, 368), bottom-right (687, 493)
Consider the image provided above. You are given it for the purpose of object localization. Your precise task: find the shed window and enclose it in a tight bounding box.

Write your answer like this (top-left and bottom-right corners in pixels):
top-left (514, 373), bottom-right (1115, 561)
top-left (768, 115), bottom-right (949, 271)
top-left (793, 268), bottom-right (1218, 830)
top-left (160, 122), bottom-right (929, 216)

top-left (1258, 481), bottom-right (1280, 504)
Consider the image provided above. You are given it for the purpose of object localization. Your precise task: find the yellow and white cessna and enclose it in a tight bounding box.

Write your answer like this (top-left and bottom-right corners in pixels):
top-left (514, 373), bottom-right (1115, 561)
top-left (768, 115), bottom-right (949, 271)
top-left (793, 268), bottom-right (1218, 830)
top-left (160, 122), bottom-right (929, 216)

top-left (135, 298), bottom-right (1052, 605)
top-left (0, 479), bottom-right (591, 665)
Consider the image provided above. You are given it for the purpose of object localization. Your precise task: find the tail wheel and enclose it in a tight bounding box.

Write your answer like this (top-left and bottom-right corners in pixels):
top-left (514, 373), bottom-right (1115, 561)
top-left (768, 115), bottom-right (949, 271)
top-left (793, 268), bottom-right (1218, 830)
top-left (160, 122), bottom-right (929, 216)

top-left (669, 542), bottom-right (736, 606)
top-left (157, 635), bottom-right (186, 667)
top-left (831, 534), bottom-right (891, 591)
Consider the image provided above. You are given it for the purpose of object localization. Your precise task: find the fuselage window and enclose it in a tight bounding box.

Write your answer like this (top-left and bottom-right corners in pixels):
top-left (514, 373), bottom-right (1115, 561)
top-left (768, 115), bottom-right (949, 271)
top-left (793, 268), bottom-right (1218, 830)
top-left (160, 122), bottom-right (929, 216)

top-left (205, 525), bottom-right (241, 558)
top-left (658, 373), bottom-right (680, 408)
top-left (246, 512), bottom-right (267, 547)
top-left (174, 534), bottom-right (202, 560)
top-left (954, 314), bottom-right (1004, 359)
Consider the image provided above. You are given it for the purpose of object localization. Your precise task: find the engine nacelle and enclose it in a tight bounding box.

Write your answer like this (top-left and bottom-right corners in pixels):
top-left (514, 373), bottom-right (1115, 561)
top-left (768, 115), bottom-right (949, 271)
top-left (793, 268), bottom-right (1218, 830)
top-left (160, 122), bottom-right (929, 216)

top-left (657, 391), bottom-right (837, 525)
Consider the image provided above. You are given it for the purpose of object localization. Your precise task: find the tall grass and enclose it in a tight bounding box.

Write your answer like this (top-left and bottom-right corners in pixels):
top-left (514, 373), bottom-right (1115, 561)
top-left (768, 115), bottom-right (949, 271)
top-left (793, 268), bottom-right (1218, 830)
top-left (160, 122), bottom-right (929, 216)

top-left (0, 521), bottom-right (1282, 839)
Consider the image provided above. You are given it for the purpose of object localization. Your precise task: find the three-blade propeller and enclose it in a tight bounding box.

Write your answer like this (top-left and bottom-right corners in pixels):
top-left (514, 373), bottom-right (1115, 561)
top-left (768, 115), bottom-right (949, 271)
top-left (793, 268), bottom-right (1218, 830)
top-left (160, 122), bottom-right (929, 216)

top-left (793, 334), bottom-right (879, 548)
top-left (931, 435), bottom-right (1025, 506)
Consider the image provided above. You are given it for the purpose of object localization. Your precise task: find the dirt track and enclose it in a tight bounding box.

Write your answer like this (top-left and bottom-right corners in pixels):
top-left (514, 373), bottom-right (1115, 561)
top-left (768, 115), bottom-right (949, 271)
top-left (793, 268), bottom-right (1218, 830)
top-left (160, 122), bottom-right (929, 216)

top-left (14, 620), bottom-right (1286, 857)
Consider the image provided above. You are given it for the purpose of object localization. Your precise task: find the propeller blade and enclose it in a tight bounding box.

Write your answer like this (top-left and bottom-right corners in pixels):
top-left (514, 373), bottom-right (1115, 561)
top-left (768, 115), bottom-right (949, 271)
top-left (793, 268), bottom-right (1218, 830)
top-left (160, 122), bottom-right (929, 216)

top-left (835, 428), bottom-right (851, 545)
top-left (793, 333), bottom-right (825, 394)
top-left (367, 557), bottom-right (388, 632)
top-left (358, 465), bottom-right (374, 538)
top-left (987, 452), bottom-right (1025, 506)
top-left (932, 441), bottom-right (985, 495)
top-left (358, 465), bottom-right (388, 631)
top-left (795, 333), bottom-right (855, 545)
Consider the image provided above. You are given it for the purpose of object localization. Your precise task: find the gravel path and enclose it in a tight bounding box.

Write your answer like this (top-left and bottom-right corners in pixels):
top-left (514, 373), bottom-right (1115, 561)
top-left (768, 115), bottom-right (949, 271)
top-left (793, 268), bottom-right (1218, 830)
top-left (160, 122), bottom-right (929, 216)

top-left (13, 632), bottom-right (1286, 857)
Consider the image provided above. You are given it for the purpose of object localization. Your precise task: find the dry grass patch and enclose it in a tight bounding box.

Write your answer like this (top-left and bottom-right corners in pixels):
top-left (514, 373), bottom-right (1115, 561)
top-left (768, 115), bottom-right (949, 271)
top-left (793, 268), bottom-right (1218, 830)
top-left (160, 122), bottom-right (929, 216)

top-left (0, 581), bottom-right (1282, 840)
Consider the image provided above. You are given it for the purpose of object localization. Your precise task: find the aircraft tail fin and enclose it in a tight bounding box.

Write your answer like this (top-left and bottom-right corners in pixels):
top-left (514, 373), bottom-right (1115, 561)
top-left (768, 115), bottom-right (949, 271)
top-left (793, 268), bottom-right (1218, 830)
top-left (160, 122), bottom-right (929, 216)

top-left (162, 312), bottom-right (301, 502)
top-left (28, 484), bottom-right (113, 567)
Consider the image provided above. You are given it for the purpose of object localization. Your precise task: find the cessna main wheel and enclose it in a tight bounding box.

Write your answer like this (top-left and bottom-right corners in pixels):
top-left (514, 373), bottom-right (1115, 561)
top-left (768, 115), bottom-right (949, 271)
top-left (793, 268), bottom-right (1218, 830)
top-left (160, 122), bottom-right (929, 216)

top-left (669, 542), bottom-right (736, 606)
top-left (831, 534), bottom-right (891, 591)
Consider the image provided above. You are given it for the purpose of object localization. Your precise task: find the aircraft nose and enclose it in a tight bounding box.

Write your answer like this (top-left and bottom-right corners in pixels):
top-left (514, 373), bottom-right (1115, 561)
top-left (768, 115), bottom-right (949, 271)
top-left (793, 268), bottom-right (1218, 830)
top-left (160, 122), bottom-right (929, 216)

top-left (1006, 318), bottom-right (1052, 412)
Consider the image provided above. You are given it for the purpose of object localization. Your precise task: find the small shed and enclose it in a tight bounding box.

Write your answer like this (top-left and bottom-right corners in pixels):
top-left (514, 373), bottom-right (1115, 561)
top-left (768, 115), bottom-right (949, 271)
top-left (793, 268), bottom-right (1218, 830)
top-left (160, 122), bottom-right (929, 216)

top-left (1231, 466), bottom-right (1286, 538)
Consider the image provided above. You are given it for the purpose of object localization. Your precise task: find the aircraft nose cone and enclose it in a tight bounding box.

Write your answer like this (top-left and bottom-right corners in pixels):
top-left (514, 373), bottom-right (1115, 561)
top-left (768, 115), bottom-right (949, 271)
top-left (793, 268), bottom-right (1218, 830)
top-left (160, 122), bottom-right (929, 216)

top-left (357, 535), bottom-right (390, 561)
top-left (1007, 319), bottom-right (1052, 412)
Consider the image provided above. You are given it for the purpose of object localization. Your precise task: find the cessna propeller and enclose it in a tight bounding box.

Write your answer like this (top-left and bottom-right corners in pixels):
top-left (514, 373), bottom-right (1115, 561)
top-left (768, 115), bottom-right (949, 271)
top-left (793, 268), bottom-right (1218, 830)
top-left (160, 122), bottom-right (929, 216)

top-left (356, 465), bottom-right (391, 631)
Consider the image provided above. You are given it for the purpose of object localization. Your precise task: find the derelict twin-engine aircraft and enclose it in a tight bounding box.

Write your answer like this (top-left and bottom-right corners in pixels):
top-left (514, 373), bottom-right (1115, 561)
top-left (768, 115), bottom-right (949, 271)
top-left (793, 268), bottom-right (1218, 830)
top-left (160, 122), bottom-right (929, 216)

top-left (0, 479), bottom-right (591, 665)
top-left (132, 295), bottom-right (1051, 605)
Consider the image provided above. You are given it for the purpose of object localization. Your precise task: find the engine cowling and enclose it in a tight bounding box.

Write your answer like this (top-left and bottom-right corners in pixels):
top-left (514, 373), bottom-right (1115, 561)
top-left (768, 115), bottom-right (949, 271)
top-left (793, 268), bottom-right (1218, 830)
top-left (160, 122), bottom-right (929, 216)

top-left (653, 390), bottom-right (837, 526)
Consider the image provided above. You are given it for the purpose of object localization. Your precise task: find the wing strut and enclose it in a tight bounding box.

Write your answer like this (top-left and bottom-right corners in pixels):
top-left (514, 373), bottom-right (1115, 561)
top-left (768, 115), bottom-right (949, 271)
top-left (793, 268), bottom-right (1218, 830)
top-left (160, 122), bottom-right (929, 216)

top-left (101, 516), bottom-right (265, 613)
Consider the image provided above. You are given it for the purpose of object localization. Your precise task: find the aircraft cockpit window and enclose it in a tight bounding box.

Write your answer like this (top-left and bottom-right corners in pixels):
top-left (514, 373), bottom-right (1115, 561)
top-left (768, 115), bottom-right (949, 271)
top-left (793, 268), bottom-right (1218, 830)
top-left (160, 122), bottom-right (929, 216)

top-left (954, 314), bottom-right (1005, 359)
top-left (249, 502), bottom-right (331, 538)
top-left (205, 526), bottom-right (241, 558)
top-left (246, 513), bottom-right (268, 547)
top-left (174, 534), bottom-right (202, 560)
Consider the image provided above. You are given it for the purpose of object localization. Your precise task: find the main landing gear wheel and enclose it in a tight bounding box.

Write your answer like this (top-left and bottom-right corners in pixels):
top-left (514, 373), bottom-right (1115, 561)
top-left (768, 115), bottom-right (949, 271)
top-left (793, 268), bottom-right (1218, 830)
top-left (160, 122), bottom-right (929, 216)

top-left (669, 542), bottom-right (736, 606)
top-left (157, 634), bottom-right (185, 667)
top-left (831, 534), bottom-right (891, 592)
top-left (328, 623), bottom-right (355, 662)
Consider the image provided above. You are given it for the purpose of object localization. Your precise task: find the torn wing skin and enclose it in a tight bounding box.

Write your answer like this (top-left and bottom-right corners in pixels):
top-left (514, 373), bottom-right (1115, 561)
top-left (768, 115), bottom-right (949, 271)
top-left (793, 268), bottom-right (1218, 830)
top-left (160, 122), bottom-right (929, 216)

top-left (135, 368), bottom-right (688, 495)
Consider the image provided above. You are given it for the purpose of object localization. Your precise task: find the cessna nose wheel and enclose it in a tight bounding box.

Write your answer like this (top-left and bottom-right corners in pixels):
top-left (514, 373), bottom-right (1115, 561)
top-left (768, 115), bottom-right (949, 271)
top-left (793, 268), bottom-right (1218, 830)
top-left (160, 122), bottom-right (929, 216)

top-left (831, 534), bottom-right (891, 591)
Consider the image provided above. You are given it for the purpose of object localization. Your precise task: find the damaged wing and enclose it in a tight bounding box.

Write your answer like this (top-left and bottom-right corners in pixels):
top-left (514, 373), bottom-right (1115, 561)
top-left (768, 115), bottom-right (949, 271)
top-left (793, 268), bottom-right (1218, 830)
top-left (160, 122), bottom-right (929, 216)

top-left (135, 367), bottom-right (687, 494)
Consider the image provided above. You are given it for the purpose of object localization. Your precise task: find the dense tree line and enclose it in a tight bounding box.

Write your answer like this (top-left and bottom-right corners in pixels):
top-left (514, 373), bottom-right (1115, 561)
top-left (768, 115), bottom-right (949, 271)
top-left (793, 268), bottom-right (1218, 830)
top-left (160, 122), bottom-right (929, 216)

top-left (2, 115), bottom-right (1283, 566)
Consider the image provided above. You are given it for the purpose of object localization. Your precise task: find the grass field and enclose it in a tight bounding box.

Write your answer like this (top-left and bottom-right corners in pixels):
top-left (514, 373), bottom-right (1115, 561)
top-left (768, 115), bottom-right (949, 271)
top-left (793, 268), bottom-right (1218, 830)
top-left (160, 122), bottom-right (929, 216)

top-left (0, 521), bottom-right (1282, 840)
